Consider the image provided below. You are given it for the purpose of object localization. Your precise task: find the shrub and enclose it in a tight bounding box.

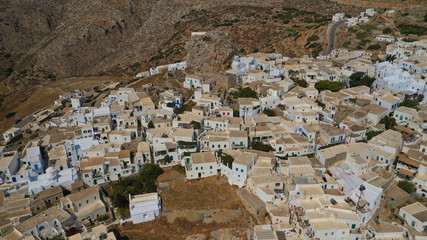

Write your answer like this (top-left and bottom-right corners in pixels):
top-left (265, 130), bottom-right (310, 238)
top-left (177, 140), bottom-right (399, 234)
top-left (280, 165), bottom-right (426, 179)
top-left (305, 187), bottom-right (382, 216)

top-left (263, 108), bottom-right (275, 116)
top-left (5, 112), bottom-right (16, 119)
top-left (399, 99), bottom-right (419, 110)
top-left (231, 87), bottom-right (258, 99)
top-left (356, 31), bottom-right (368, 40)
top-left (217, 149), bottom-right (234, 169)
top-left (379, 116), bottom-right (396, 130)
top-left (97, 214), bottom-right (109, 222)
top-left (360, 24), bottom-right (377, 32)
top-left (315, 100), bottom-right (325, 108)
top-left (349, 72), bottom-right (375, 87)
top-left (382, 27), bottom-right (392, 34)
top-left (403, 38), bottom-right (417, 42)
top-left (251, 141), bottom-right (273, 152)
top-left (366, 131), bottom-right (383, 140)
top-left (397, 24), bottom-right (426, 36)
top-left (359, 39), bottom-right (371, 46)
top-left (368, 44), bottom-right (381, 50)
top-left (307, 35), bottom-right (319, 42)
top-left (148, 120), bottom-right (155, 129)
top-left (397, 180), bottom-right (415, 193)
top-left (233, 110), bottom-right (239, 117)
top-left (314, 80), bottom-right (344, 92)
top-left (295, 79), bottom-right (308, 88)
top-left (173, 165), bottom-right (186, 175)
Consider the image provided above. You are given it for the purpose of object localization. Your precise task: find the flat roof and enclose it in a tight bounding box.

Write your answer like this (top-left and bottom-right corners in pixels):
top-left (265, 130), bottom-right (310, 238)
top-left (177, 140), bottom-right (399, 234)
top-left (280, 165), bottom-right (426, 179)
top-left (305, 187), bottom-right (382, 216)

top-left (130, 192), bottom-right (159, 204)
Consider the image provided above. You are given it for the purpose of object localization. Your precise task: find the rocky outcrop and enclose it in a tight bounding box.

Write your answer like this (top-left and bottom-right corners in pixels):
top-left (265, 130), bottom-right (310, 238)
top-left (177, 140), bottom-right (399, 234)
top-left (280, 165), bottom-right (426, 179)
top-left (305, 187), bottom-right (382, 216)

top-left (185, 31), bottom-right (236, 73)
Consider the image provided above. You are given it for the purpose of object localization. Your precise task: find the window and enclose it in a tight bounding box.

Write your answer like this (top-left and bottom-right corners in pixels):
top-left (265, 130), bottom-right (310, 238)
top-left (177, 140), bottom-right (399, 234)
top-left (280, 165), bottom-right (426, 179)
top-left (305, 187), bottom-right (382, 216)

top-left (236, 168), bottom-right (238, 171)
top-left (352, 224), bottom-right (356, 229)
top-left (241, 169), bottom-right (243, 173)
top-left (201, 167), bottom-right (203, 170)
top-left (196, 167), bottom-right (198, 170)
top-left (210, 166), bottom-right (212, 169)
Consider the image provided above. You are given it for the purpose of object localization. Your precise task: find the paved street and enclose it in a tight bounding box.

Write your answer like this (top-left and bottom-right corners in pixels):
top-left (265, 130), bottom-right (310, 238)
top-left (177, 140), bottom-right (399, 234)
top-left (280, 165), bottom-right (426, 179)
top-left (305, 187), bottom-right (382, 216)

top-left (326, 20), bottom-right (346, 54)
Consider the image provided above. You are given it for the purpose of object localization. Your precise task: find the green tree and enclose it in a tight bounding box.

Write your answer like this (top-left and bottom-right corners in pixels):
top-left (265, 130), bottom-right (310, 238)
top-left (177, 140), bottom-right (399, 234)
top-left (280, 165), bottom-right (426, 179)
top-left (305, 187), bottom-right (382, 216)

top-left (315, 100), bottom-right (325, 108)
top-left (263, 108), bottom-right (275, 116)
top-left (368, 44), bottom-right (381, 50)
top-left (314, 80), bottom-right (344, 92)
top-left (143, 179), bottom-right (158, 193)
top-left (366, 131), bottom-right (383, 140)
top-left (217, 150), bottom-right (235, 169)
top-left (295, 79), bottom-right (308, 87)
top-left (251, 141), bottom-right (273, 152)
top-left (397, 180), bottom-right (415, 193)
top-left (349, 72), bottom-right (375, 87)
top-left (139, 163), bottom-right (164, 183)
top-left (379, 116), bottom-right (396, 130)
top-left (399, 99), bottom-right (419, 110)
top-left (231, 87), bottom-right (258, 99)
top-left (148, 120), bottom-right (155, 129)
top-left (158, 155), bottom-right (171, 164)
top-left (191, 121), bottom-right (201, 129)
top-left (110, 189), bottom-right (129, 209)
top-left (382, 27), bottom-right (392, 34)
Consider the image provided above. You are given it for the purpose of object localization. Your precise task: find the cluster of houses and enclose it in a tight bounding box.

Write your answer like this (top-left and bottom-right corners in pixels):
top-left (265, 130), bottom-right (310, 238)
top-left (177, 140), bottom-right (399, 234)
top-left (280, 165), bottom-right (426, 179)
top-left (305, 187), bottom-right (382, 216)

top-left (0, 23), bottom-right (426, 240)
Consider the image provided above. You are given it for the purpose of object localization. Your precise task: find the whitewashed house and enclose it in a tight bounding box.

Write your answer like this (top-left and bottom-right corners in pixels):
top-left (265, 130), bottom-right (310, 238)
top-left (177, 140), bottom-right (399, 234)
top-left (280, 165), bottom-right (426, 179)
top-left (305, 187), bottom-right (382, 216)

top-left (185, 152), bottom-right (219, 179)
top-left (239, 98), bottom-right (261, 120)
top-left (129, 193), bottom-right (162, 224)
top-left (2, 127), bottom-right (22, 144)
top-left (393, 106), bottom-right (418, 125)
top-left (399, 202), bottom-right (427, 232)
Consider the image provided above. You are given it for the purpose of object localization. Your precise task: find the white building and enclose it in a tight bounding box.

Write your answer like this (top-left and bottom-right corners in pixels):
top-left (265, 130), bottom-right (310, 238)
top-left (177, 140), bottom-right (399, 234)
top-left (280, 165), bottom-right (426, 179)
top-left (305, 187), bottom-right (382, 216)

top-left (399, 202), bottom-right (427, 232)
top-left (14, 206), bottom-right (74, 239)
top-left (184, 74), bottom-right (204, 89)
top-left (332, 13), bottom-right (345, 22)
top-left (221, 151), bottom-right (257, 187)
top-left (393, 106), bottom-right (418, 125)
top-left (2, 127), bottom-right (22, 144)
top-left (25, 145), bottom-right (44, 175)
top-left (337, 173), bottom-right (382, 223)
top-left (239, 98), bottom-right (261, 121)
top-left (28, 166), bottom-right (79, 195)
top-left (0, 151), bottom-right (20, 184)
top-left (61, 186), bottom-right (107, 222)
top-left (71, 97), bottom-right (84, 109)
top-left (376, 35), bottom-right (395, 43)
top-left (185, 152), bottom-right (219, 179)
top-left (129, 193), bottom-right (162, 224)
top-left (374, 62), bottom-right (427, 96)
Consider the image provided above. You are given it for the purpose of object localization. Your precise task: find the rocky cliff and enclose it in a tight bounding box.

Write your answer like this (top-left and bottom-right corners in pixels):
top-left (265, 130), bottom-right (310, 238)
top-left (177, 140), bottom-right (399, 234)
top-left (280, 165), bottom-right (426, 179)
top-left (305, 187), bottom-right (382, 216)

top-left (185, 31), bottom-right (236, 73)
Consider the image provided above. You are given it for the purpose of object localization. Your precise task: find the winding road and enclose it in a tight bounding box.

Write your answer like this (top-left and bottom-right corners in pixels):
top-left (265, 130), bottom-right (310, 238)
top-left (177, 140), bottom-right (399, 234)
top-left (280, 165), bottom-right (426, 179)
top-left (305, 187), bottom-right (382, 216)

top-left (326, 20), bottom-right (347, 55)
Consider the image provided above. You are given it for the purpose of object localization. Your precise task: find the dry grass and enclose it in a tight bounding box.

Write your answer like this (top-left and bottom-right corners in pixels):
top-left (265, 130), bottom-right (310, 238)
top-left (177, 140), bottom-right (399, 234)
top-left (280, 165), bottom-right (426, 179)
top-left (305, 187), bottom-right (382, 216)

top-left (157, 168), bottom-right (185, 183)
top-left (114, 175), bottom-right (253, 240)
top-left (162, 176), bottom-right (241, 211)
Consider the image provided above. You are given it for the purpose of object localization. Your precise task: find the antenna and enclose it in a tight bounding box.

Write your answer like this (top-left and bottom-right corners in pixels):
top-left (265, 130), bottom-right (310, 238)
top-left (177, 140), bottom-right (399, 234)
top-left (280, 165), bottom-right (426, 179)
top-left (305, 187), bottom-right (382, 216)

top-left (356, 184), bottom-right (366, 212)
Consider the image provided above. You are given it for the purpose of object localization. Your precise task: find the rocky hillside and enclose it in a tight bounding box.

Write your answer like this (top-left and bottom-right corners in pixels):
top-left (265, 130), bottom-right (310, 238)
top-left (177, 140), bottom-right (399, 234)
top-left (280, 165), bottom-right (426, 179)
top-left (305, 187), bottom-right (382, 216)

top-left (0, 0), bottom-right (367, 92)
top-left (185, 31), bottom-right (236, 73)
